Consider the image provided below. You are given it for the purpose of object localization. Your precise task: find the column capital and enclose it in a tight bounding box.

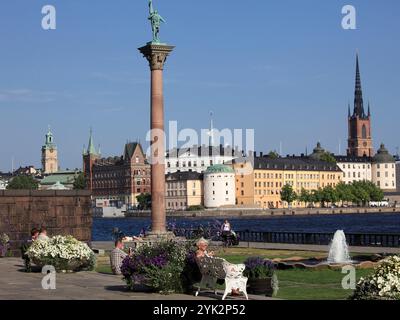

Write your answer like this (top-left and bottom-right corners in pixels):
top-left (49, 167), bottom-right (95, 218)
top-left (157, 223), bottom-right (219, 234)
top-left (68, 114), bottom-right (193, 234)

top-left (138, 43), bottom-right (175, 71)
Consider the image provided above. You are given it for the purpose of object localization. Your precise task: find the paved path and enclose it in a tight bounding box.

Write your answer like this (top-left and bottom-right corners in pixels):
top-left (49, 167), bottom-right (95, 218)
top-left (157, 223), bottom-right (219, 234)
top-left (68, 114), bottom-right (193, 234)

top-left (0, 258), bottom-right (274, 300)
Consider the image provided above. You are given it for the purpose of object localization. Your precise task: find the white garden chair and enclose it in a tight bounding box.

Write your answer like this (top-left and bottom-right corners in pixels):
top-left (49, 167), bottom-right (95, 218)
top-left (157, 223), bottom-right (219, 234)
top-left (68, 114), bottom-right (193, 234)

top-left (195, 256), bottom-right (248, 300)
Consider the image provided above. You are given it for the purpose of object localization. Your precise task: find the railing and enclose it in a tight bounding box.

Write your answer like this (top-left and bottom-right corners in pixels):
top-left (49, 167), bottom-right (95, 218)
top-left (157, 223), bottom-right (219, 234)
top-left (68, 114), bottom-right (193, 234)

top-left (236, 230), bottom-right (400, 248)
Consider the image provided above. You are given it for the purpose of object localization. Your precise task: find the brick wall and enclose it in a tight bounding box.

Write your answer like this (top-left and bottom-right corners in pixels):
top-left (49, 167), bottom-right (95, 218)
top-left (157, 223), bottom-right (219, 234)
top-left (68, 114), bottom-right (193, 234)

top-left (0, 190), bottom-right (92, 256)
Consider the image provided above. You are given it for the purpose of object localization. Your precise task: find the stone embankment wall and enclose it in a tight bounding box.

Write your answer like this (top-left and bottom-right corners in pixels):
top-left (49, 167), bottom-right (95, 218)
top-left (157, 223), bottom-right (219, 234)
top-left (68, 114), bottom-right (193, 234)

top-left (125, 207), bottom-right (399, 218)
top-left (0, 190), bottom-right (92, 255)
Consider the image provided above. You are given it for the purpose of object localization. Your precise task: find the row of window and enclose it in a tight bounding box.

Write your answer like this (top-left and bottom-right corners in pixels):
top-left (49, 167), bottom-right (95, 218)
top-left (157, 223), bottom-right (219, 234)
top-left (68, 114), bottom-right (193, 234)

top-left (341, 164), bottom-right (371, 169)
top-left (167, 160), bottom-right (223, 168)
top-left (377, 181), bottom-right (396, 188)
top-left (254, 173), bottom-right (339, 180)
top-left (376, 172), bottom-right (395, 178)
top-left (94, 170), bottom-right (148, 179)
top-left (167, 201), bottom-right (187, 208)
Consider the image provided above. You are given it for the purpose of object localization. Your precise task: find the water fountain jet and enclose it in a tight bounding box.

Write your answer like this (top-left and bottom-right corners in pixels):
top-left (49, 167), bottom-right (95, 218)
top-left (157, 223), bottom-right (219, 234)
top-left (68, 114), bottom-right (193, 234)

top-left (327, 230), bottom-right (352, 264)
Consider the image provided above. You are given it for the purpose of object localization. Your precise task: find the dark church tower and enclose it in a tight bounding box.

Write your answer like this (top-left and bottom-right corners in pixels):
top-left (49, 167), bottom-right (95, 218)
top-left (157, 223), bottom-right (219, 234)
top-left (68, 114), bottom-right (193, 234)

top-left (347, 54), bottom-right (373, 157)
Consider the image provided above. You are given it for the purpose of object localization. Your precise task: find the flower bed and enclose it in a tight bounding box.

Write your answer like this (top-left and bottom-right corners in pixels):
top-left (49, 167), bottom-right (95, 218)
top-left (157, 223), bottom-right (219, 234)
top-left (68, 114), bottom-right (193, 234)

top-left (244, 257), bottom-right (279, 296)
top-left (26, 235), bottom-right (96, 272)
top-left (350, 255), bottom-right (400, 300)
top-left (121, 240), bottom-right (199, 294)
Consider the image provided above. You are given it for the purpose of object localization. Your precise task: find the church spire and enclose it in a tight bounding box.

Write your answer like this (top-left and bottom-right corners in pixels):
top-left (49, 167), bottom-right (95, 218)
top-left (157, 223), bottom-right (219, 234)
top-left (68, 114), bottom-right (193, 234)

top-left (87, 128), bottom-right (98, 155)
top-left (353, 53), bottom-right (366, 118)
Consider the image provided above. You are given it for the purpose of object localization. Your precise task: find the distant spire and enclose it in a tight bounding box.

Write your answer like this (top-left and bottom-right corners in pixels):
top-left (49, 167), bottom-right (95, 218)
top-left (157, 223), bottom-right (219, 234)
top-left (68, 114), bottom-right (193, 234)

top-left (87, 127), bottom-right (98, 155)
top-left (208, 111), bottom-right (215, 147)
top-left (353, 53), bottom-right (366, 118)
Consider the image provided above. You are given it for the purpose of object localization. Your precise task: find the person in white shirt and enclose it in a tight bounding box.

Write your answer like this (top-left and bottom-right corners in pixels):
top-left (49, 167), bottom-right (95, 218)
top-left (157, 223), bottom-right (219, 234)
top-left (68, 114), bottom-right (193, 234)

top-left (37, 227), bottom-right (49, 241)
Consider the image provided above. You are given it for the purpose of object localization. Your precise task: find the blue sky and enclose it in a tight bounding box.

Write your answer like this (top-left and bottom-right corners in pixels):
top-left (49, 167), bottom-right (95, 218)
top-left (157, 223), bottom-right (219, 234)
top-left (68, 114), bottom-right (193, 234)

top-left (0, 0), bottom-right (399, 172)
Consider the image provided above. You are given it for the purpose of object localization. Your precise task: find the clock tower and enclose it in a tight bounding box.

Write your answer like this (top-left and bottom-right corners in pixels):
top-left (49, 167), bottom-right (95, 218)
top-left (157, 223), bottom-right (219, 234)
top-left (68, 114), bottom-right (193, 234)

top-left (42, 127), bottom-right (58, 174)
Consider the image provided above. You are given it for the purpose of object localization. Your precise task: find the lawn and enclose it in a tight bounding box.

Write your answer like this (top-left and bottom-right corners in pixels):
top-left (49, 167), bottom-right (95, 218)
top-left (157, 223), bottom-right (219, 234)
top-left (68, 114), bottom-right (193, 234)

top-left (95, 248), bottom-right (375, 300)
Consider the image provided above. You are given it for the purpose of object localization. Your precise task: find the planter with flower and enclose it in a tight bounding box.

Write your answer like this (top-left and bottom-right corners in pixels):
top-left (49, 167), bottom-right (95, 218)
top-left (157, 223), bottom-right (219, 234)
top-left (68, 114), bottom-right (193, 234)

top-left (26, 235), bottom-right (96, 272)
top-left (244, 257), bottom-right (279, 297)
top-left (121, 240), bottom-right (200, 294)
top-left (350, 255), bottom-right (400, 300)
top-left (0, 233), bottom-right (10, 257)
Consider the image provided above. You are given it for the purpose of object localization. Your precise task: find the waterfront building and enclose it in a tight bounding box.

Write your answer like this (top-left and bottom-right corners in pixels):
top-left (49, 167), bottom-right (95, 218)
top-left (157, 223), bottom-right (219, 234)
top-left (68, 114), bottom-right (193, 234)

top-left (372, 144), bottom-right (396, 191)
top-left (165, 145), bottom-right (241, 174)
top-left (83, 131), bottom-right (150, 206)
top-left (165, 171), bottom-right (203, 211)
top-left (41, 127), bottom-right (58, 174)
top-left (347, 54), bottom-right (373, 157)
top-left (234, 155), bottom-right (342, 209)
top-left (335, 156), bottom-right (372, 185)
top-left (203, 164), bottom-right (236, 208)
top-left (308, 142), bottom-right (372, 185)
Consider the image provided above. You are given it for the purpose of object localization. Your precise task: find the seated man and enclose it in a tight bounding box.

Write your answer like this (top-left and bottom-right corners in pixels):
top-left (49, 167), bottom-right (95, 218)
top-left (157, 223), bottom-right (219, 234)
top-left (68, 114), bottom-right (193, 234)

top-left (110, 239), bottom-right (132, 275)
top-left (21, 228), bottom-right (40, 272)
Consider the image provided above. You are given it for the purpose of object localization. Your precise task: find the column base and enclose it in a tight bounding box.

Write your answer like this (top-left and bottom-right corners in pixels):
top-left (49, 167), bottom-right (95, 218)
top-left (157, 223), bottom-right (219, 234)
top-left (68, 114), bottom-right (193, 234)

top-left (145, 231), bottom-right (176, 240)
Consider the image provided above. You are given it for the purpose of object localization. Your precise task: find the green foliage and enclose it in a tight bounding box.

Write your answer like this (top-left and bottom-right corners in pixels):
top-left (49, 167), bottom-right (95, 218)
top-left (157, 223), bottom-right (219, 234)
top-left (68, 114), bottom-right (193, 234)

top-left (267, 151), bottom-right (280, 159)
top-left (136, 193), bottom-right (152, 210)
top-left (187, 205), bottom-right (205, 211)
top-left (7, 175), bottom-right (38, 190)
top-left (304, 181), bottom-right (384, 207)
top-left (280, 184), bottom-right (297, 206)
top-left (320, 153), bottom-right (337, 164)
top-left (321, 186), bottom-right (338, 207)
top-left (73, 173), bottom-right (86, 190)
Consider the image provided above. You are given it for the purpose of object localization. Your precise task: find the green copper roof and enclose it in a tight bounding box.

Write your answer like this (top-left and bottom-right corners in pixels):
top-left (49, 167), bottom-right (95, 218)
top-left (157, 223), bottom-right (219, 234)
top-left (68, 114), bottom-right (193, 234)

top-left (40, 172), bottom-right (78, 185)
top-left (85, 128), bottom-right (99, 156)
top-left (42, 126), bottom-right (57, 150)
top-left (205, 164), bottom-right (235, 174)
top-left (373, 144), bottom-right (395, 164)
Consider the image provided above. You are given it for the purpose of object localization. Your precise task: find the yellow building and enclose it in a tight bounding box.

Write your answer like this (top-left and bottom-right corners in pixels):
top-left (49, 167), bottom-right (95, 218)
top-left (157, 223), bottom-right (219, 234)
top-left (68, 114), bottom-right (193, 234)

top-left (234, 156), bottom-right (343, 209)
top-left (165, 172), bottom-right (203, 210)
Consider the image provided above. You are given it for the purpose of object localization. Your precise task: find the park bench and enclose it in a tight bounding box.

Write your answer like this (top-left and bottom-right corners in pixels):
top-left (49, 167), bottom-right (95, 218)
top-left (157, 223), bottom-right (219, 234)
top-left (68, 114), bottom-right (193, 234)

top-left (195, 256), bottom-right (248, 300)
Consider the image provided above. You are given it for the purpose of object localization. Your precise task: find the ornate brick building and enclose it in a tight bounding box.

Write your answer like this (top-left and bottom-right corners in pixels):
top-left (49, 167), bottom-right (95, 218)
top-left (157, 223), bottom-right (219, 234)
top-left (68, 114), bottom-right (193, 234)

top-left (83, 131), bottom-right (150, 206)
top-left (347, 54), bottom-right (373, 157)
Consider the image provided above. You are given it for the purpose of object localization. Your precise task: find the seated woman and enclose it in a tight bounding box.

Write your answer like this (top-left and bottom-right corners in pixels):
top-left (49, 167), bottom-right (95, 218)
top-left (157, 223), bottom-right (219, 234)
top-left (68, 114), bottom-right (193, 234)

top-left (195, 238), bottom-right (240, 295)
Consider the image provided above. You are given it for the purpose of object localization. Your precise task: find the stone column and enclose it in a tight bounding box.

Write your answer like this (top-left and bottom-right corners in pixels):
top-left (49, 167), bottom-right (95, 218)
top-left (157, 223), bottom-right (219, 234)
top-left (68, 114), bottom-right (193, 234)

top-left (139, 44), bottom-right (174, 237)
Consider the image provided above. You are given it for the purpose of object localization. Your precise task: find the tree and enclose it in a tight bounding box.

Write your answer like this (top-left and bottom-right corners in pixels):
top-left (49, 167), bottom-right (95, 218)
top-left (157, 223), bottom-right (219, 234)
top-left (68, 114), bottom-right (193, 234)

top-left (310, 188), bottom-right (323, 206)
top-left (351, 181), bottom-right (370, 206)
top-left (320, 153), bottom-right (337, 164)
top-left (321, 186), bottom-right (338, 207)
top-left (73, 173), bottom-right (86, 190)
top-left (267, 151), bottom-right (279, 159)
top-left (298, 188), bottom-right (312, 207)
top-left (280, 184), bottom-right (297, 208)
top-left (7, 175), bottom-right (38, 190)
top-left (136, 193), bottom-right (151, 210)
